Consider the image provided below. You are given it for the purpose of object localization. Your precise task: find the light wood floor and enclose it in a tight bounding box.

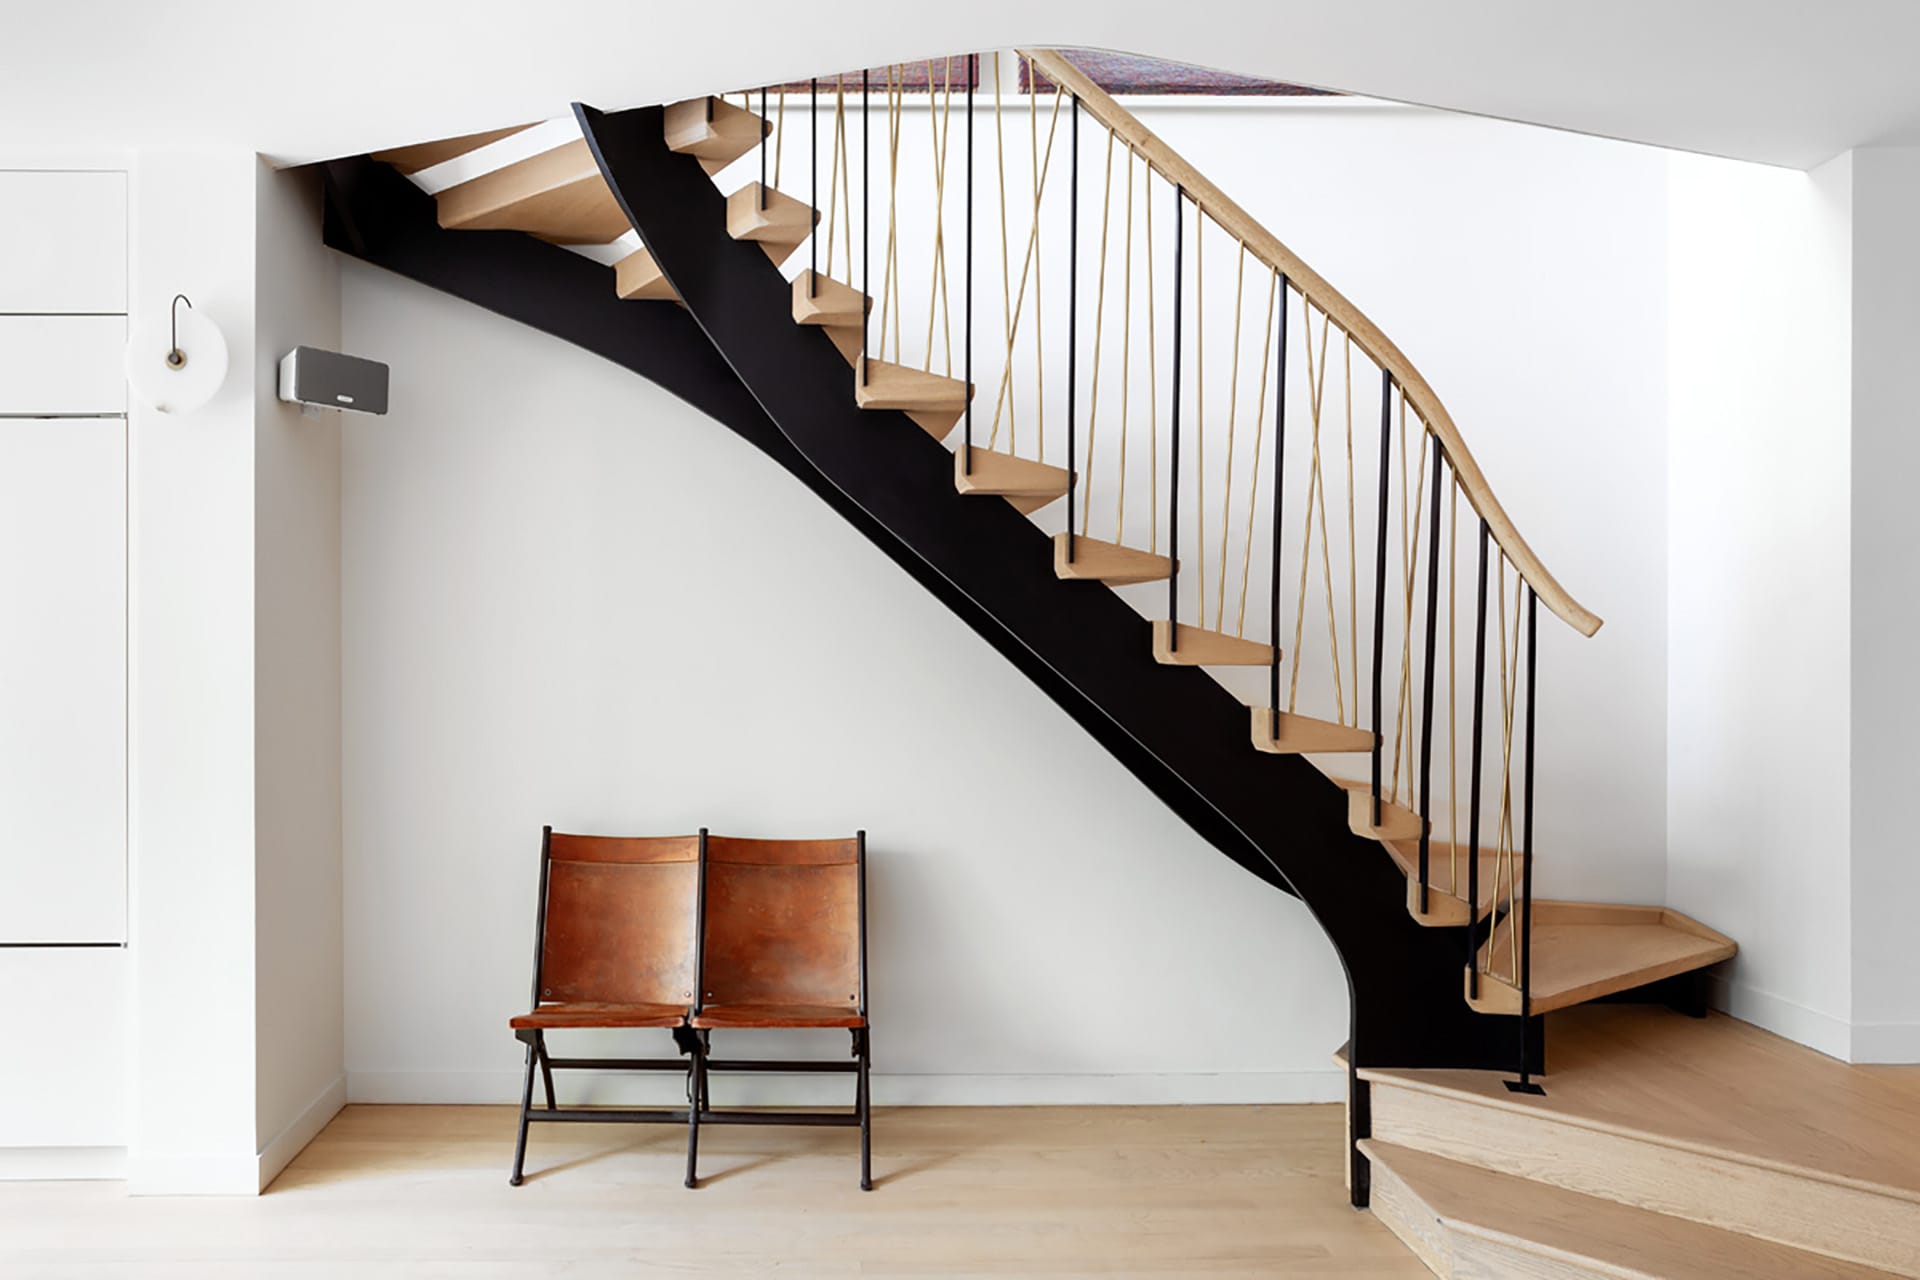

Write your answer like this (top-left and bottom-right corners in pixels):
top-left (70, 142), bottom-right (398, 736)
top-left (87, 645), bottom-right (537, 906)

top-left (0, 1104), bottom-right (1425, 1278)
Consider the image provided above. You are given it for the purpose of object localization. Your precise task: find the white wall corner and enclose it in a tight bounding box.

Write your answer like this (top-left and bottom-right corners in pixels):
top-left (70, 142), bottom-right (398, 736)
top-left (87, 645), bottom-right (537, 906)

top-left (257, 1073), bottom-right (346, 1192)
top-left (1709, 973), bottom-right (1854, 1062)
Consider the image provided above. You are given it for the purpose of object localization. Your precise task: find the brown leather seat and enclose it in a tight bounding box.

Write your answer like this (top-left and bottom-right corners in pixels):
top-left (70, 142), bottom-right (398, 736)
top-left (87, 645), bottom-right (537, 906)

top-left (688, 832), bottom-right (872, 1189)
top-left (507, 830), bottom-right (703, 1188)
top-left (690, 1003), bottom-right (867, 1029)
top-left (511, 1001), bottom-right (688, 1030)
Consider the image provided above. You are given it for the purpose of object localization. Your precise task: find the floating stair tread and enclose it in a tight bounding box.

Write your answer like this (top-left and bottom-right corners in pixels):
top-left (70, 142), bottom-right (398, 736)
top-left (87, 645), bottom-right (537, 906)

top-left (1466, 902), bottom-right (1737, 1017)
top-left (1361, 1139), bottom-right (1898, 1280)
top-left (1325, 774), bottom-right (1424, 841)
top-left (1153, 622), bottom-right (1275, 667)
top-left (373, 123), bottom-right (538, 174)
top-left (955, 448), bottom-right (1069, 509)
top-left (792, 270), bottom-right (869, 327)
top-left (1250, 708), bottom-right (1374, 754)
top-left (434, 138), bottom-right (629, 244)
top-left (1359, 1006), bottom-right (1920, 1211)
top-left (1053, 534), bottom-right (1173, 585)
top-left (1381, 838), bottom-right (1502, 907)
top-left (854, 360), bottom-right (972, 413)
top-left (614, 247), bottom-right (680, 301)
top-left (663, 97), bottom-right (770, 169)
top-left (727, 183), bottom-right (818, 246)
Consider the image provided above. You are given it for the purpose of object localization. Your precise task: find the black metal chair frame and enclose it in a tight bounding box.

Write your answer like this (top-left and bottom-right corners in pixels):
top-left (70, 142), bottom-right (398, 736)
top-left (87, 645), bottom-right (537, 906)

top-left (508, 826), bottom-right (706, 1187)
top-left (684, 831), bottom-right (872, 1191)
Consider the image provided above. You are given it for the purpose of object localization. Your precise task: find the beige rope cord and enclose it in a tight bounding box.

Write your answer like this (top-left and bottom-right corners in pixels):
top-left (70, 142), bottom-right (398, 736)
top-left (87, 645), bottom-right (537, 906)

top-left (1028, 53), bottom-right (1048, 462)
top-left (1447, 478), bottom-right (1459, 895)
top-left (878, 65), bottom-right (905, 363)
top-left (923, 58), bottom-right (956, 375)
top-left (1194, 206), bottom-right (1207, 627)
top-left (985, 64), bottom-right (1065, 456)
top-left (1287, 297), bottom-right (1343, 723)
top-left (825, 76), bottom-right (847, 280)
top-left (1389, 395), bottom-right (1430, 806)
top-left (1115, 146), bottom-right (1136, 547)
top-left (990, 55), bottom-right (1017, 453)
top-left (1215, 240), bottom-right (1248, 632)
top-left (1483, 556), bottom-right (1525, 982)
top-left (774, 86), bottom-right (785, 189)
top-left (1079, 127), bottom-right (1117, 538)
top-left (1235, 268), bottom-right (1280, 639)
top-left (1144, 167), bottom-right (1159, 553)
top-left (1344, 334), bottom-right (1359, 723)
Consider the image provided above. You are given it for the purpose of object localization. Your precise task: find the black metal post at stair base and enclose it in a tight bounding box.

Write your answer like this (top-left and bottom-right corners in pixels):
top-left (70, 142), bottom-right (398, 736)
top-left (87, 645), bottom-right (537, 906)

top-left (1370, 370), bottom-right (1391, 829)
top-left (1417, 446), bottom-right (1442, 913)
top-left (1508, 587), bottom-right (1546, 1096)
top-left (1465, 519), bottom-right (1491, 999)
top-left (809, 78), bottom-right (817, 297)
top-left (862, 68), bottom-right (870, 387)
top-left (1269, 274), bottom-right (1289, 742)
top-left (1168, 185), bottom-right (1184, 649)
top-left (760, 87), bottom-right (768, 210)
top-left (964, 53), bottom-right (974, 476)
top-left (1066, 95), bottom-right (1079, 562)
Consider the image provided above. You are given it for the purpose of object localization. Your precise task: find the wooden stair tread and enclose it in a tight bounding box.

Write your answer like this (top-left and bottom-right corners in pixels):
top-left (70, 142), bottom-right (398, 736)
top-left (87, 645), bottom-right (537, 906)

top-left (726, 184), bottom-right (818, 266)
top-left (613, 247), bottom-right (680, 302)
top-left (434, 138), bottom-right (629, 244)
top-left (374, 123), bottom-right (538, 174)
top-left (1152, 622), bottom-right (1275, 667)
top-left (1361, 1139), bottom-right (1898, 1280)
top-left (1053, 534), bottom-right (1173, 585)
top-left (955, 448), bottom-right (1068, 514)
top-left (1379, 837), bottom-right (1500, 926)
top-left (792, 270), bottom-right (868, 326)
top-left (664, 96), bottom-right (770, 173)
top-left (1325, 774), bottom-right (1424, 841)
top-left (1467, 902), bottom-right (1736, 1016)
top-left (1249, 708), bottom-right (1374, 755)
top-left (854, 359), bottom-right (971, 411)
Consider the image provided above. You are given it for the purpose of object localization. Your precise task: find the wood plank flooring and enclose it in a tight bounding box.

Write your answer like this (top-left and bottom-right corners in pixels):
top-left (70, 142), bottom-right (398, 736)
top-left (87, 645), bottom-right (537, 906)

top-left (0, 1104), bottom-right (1424, 1278)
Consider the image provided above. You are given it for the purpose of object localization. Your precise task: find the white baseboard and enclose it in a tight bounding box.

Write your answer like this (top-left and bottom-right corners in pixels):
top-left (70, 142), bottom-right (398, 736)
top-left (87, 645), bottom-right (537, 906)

top-left (1709, 974), bottom-right (1853, 1060)
top-left (127, 1151), bottom-right (262, 1196)
top-left (1850, 1020), bottom-right (1920, 1064)
top-left (0, 1146), bottom-right (126, 1181)
top-left (257, 1074), bottom-right (347, 1191)
top-left (348, 1068), bottom-right (1346, 1107)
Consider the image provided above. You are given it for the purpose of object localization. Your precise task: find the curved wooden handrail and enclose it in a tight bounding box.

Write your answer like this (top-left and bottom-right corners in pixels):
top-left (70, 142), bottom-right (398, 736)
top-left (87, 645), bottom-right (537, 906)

top-left (1022, 49), bottom-right (1602, 637)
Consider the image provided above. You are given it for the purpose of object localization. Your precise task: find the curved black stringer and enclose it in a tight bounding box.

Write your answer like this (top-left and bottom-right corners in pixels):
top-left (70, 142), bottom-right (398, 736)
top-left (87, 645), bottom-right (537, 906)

top-left (321, 110), bottom-right (1537, 1205)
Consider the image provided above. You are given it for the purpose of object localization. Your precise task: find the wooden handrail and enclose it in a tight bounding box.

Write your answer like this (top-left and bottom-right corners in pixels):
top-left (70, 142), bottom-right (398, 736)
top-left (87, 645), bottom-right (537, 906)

top-left (1022, 49), bottom-right (1602, 637)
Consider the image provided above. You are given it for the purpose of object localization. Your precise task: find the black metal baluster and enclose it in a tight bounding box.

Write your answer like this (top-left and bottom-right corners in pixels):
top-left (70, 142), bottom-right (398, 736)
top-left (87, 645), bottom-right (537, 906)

top-left (1066, 96), bottom-right (1079, 561)
top-left (760, 86), bottom-right (768, 210)
top-left (1465, 519), bottom-right (1490, 998)
top-left (1168, 185), bottom-right (1184, 646)
top-left (1417, 446), bottom-right (1443, 913)
top-left (1508, 586), bottom-right (1545, 1094)
top-left (1370, 370), bottom-right (1392, 828)
top-left (964, 53), bottom-right (975, 476)
top-left (861, 68), bottom-right (870, 387)
top-left (1269, 275), bottom-right (1289, 741)
top-left (810, 77), bottom-right (818, 297)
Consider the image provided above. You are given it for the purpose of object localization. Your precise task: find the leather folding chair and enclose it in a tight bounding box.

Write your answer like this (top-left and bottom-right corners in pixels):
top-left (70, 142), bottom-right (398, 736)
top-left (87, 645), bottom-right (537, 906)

top-left (686, 832), bottom-right (870, 1190)
top-left (507, 827), bottom-right (704, 1186)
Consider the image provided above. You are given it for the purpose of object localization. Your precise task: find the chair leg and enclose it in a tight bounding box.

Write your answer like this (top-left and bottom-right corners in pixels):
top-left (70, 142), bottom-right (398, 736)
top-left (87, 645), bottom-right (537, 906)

top-left (535, 1032), bottom-right (556, 1111)
top-left (697, 1030), bottom-right (711, 1113)
top-left (683, 1035), bottom-right (704, 1189)
top-left (857, 1027), bottom-right (872, 1191)
top-left (509, 1040), bottom-right (537, 1186)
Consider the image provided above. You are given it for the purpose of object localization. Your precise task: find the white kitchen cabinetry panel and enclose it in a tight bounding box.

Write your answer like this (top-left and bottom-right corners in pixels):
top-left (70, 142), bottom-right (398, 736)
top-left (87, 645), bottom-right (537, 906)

top-left (0, 316), bottom-right (126, 415)
top-left (0, 947), bottom-right (125, 1152)
top-left (0, 417), bottom-right (126, 942)
top-left (0, 171), bottom-right (127, 314)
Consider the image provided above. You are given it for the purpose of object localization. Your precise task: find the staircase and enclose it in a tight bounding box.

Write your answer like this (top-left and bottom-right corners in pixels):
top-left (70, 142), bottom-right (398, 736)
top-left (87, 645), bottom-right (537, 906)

top-left (322, 50), bottom-right (1791, 1276)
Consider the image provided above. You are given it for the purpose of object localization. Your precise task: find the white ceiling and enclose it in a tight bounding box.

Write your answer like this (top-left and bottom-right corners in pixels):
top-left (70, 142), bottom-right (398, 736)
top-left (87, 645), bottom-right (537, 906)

top-left (3, 0), bottom-right (1917, 169)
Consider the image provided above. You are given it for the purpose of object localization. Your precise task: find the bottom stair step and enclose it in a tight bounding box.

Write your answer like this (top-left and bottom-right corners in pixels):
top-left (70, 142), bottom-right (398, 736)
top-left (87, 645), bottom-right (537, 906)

top-left (1360, 1139), bottom-right (1897, 1280)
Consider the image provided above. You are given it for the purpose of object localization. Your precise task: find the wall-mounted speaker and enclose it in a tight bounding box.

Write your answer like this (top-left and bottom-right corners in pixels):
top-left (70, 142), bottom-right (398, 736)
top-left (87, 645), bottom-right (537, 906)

top-left (277, 346), bottom-right (388, 415)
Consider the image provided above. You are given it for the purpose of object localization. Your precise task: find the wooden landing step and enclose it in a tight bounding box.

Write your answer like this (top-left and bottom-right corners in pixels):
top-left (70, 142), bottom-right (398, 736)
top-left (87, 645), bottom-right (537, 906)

top-left (1152, 622), bottom-right (1274, 667)
top-left (434, 138), bottom-right (630, 244)
top-left (1466, 901), bottom-right (1736, 1017)
top-left (1380, 837), bottom-right (1499, 927)
top-left (614, 247), bottom-right (679, 301)
top-left (663, 96), bottom-right (770, 176)
top-left (726, 183), bottom-right (818, 267)
top-left (373, 123), bottom-right (537, 174)
top-left (1249, 708), bottom-right (1374, 755)
top-left (955, 448), bottom-right (1068, 514)
top-left (1359, 1005), bottom-right (1920, 1276)
top-left (1361, 1139), bottom-right (1897, 1280)
top-left (854, 359), bottom-right (972, 439)
top-left (1053, 534), bottom-right (1172, 585)
top-left (1327, 775), bottom-right (1424, 841)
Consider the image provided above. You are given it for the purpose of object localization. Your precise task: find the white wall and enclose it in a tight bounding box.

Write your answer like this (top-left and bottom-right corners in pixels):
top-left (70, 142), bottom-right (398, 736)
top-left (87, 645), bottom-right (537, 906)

top-left (339, 97), bottom-right (1672, 1106)
top-left (1847, 146), bottom-right (1920, 1063)
top-left (1665, 151), bottom-right (1855, 1057)
top-left (252, 161), bottom-right (347, 1178)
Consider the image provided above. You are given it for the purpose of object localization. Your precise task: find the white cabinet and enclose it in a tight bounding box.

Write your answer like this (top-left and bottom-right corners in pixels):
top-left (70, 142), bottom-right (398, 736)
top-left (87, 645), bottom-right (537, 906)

top-left (0, 171), bottom-right (127, 314)
top-left (0, 948), bottom-right (125, 1152)
top-left (0, 315), bottom-right (126, 415)
top-left (0, 417), bottom-right (127, 942)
